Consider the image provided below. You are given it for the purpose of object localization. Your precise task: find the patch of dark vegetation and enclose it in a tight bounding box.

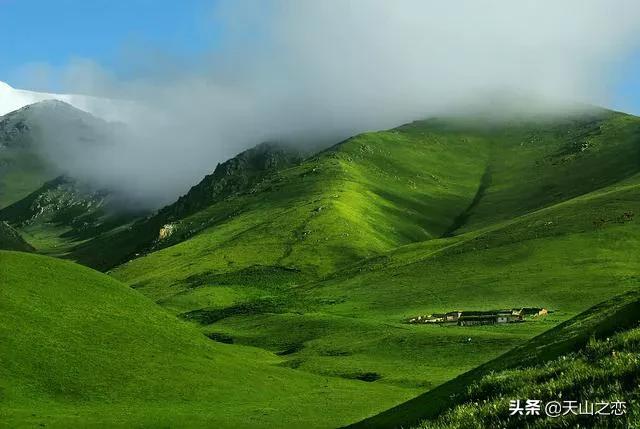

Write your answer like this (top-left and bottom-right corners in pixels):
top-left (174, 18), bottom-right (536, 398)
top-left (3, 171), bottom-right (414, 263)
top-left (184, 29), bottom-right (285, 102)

top-left (349, 372), bottom-right (382, 382)
top-left (276, 343), bottom-right (304, 356)
top-left (205, 332), bottom-right (234, 344)
top-left (179, 297), bottom-right (286, 325)
top-left (592, 211), bottom-right (635, 228)
top-left (552, 120), bottom-right (603, 158)
top-left (183, 265), bottom-right (308, 289)
top-left (443, 164), bottom-right (492, 237)
top-left (309, 296), bottom-right (347, 306)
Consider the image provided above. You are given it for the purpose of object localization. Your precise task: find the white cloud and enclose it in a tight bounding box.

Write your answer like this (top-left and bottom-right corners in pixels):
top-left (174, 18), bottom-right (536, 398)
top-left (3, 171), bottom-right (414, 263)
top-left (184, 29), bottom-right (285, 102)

top-left (8, 0), bottom-right (640, 207)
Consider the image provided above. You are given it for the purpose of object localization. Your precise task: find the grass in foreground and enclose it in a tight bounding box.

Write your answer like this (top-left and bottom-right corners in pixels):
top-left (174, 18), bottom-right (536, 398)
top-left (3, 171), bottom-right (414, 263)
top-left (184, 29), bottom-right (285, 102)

top-left (0, 251), bottom-right (415, 428)
top-left (416, 321), bottom-right (640, 428)
top-left (348, 290), bottom-right (640, 428)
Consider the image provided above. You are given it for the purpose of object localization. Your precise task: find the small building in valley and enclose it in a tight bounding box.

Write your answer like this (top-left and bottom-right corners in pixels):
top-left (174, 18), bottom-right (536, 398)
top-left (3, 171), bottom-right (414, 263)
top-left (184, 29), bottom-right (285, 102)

top-left (458, 315), bottom-right (497, 326)
top-left (518, 307), bottom-right (548, 317)
top-left (407, 307), bottom-right (546, 326)
top-left (445, 311), bottom-right (462, 322)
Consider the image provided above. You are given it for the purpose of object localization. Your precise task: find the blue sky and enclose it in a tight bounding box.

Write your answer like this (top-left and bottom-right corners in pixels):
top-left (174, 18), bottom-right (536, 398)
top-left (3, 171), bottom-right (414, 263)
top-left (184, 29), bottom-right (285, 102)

top-left (0, 0), bottom-right (222, 88)
top-left (612, 52), bottom-right (640, 114)
top-left (0, 0), bottom-right (639, 114)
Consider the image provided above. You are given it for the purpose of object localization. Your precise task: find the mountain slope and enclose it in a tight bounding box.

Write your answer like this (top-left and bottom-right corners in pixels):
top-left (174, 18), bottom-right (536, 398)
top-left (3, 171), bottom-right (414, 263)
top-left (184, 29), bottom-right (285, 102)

top-left (0, 222), bottom-right (33, 251)
top-left (0, 100), bottom-right (114, 209)
top-left (453, 110), bottom-right (640, 232)
top-left (0, 104), bottom-right (57, 208)
top-left (108, 109), bottom-right (640, 317)
top-left (196, 171), bottom-right (639, 400)
top-left (71, 142), bottom-right (306, 268)
top-left (0, 101), bottom-right (150, 254)
top-left (416, 322), bottom-right (640, 428)
top-left (0, 251), bottom-right (412, 428)
top-left (108, 120), bottom-right (491, 295)
top-left (0, 175), bottom-right (143, 255)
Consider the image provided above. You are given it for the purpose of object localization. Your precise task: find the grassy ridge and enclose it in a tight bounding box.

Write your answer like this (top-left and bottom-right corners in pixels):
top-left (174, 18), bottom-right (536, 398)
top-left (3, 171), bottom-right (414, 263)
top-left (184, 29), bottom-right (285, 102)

top-left (198, 174), bottom-right (639, 397)
top-left (110, 122), bottom-right (489, 303)
top-left (307, 172), bottom-right (640, 319)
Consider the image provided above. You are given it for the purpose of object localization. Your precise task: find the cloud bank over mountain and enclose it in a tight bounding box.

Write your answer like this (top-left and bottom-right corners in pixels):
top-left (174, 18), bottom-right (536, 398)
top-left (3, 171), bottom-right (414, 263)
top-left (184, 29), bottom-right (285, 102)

top-left (8, 0), bottom-right (640, 207)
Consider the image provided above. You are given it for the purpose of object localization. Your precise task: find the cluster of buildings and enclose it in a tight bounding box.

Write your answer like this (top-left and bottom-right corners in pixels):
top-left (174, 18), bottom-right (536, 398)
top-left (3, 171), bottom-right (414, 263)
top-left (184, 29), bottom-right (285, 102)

top-left (408, 307), bottom-right (548, 326)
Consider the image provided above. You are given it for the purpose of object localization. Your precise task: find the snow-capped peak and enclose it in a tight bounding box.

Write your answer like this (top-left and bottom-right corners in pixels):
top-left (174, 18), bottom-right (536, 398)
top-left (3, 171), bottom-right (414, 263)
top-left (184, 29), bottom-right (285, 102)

top-left (0, 80), bottom-right (126, 121)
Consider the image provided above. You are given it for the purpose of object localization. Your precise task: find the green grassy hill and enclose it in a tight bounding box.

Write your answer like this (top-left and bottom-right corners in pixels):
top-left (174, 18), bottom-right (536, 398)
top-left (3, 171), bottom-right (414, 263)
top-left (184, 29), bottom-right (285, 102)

top-left (109, 119), bottom-right (493, 295)
top-left (0, 251), bottom-right (414, 428)
top-left (69, 142), bottom-right (306, 269)
top-left (191, 170), bottom-right (639, 403)
top-left (452, 111), bottom-right (640, 232)
top-left (414, 321), bottom-right (640, 428)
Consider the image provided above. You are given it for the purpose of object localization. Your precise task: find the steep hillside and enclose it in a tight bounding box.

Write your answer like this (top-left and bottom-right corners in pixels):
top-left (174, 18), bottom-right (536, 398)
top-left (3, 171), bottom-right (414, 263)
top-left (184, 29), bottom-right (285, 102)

top-left (71, 142), bottom-right (306, 268)
top-left (0, 101), bottom-right (151, 254)
top-left (0, 221), bottom-right (33, 251)
top-left (0, 175), bottom-right (143, 255)
top-left (0, 251), bottom-right (412, 428)
top-left (110, 109), bottom-right (639, 290)
top-left (195, 171), bottom-right (639, 400)
top-left (0, 104), bottom-right (57, 208)
top-left (110, 121), bottom-right (490, 295)
top-left (451, 110), bottom-right (640, 232)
